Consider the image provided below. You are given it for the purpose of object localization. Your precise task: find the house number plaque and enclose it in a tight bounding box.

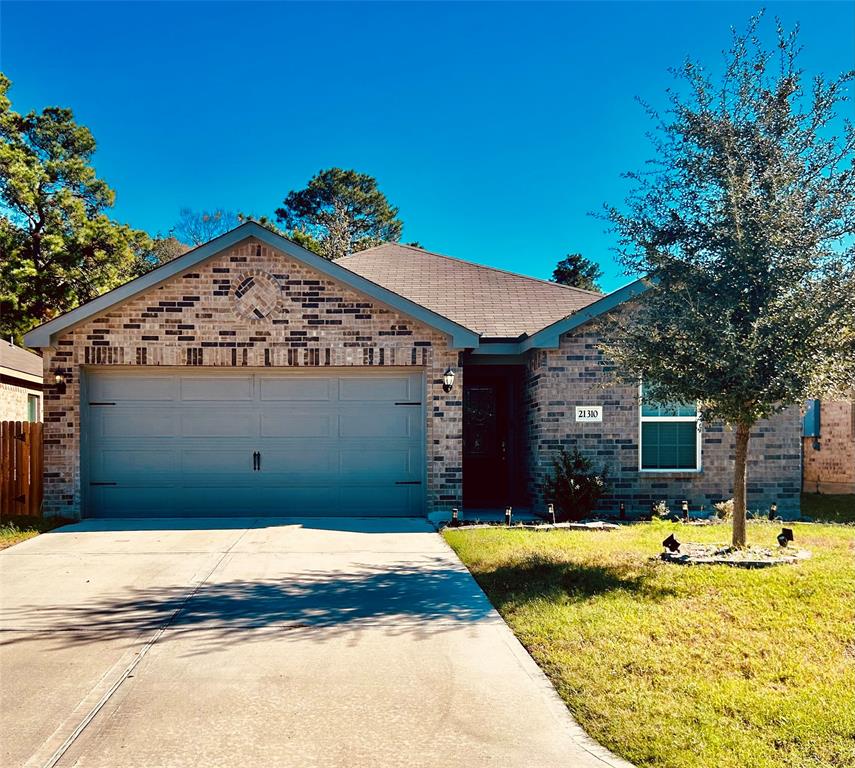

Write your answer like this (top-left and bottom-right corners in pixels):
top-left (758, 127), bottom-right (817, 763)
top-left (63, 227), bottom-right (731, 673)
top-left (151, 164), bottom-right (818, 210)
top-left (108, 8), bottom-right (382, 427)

top-left (575, 405), bottom-right (603, 422)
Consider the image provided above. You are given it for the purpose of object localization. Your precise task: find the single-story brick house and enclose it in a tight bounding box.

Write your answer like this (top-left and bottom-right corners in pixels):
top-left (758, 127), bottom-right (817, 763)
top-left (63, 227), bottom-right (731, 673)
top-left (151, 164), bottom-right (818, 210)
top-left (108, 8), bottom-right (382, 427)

top-left (24, 222), bottom-right (801, 519)
top-left (1, 339), bottom-right (43, 422)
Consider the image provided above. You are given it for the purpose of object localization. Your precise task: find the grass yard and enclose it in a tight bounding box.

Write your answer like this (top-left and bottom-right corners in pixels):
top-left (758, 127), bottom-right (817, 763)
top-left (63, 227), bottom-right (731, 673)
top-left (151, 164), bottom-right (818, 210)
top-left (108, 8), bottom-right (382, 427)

top-left (0, 516), bottom-right (67, 550)
top-left (801, 493), bottom-right (855, 523)
top-left (444, 520), bottom-right (855, 768)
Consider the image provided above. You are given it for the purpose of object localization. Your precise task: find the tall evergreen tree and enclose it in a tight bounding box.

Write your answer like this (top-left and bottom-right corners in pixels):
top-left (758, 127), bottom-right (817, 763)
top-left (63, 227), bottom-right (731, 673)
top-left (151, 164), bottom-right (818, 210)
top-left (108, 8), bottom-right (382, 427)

top-left (0, 74), bottom-right (150, 343)
top-left (552, 253), bottom-right (603, 291)
top-left (275, 168), bottom-right (404, 260)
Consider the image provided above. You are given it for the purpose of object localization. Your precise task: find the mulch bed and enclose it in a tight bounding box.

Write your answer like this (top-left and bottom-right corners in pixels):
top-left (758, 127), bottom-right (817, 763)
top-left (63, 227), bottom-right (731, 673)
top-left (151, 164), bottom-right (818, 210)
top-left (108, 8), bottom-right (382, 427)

top-left (661, 543), bottom-right (811, 568)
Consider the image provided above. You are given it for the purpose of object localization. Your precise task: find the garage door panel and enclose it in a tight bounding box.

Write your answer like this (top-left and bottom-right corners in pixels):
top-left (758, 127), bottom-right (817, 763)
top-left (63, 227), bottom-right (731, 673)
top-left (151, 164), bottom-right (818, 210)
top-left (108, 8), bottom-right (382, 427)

top-left (339, 375), bottom-right (415, 401)
top-left (181, 448), bottom-right (256, 474)
top-left (92, 409), bottom-right (177, 439)
top-left (339, 410), bottom-right (413, 438)
top-left (257, 448), bottom-right (334, 474)
top-left (180, 376), bottom-right (254, 401)
top-left (89, 375), bottom-right (177, 402)
top-left (259, 377), bottom-right (332, 401)
top-left (260, 412), bottom-right (332, 438)
top-left (180, 410), bottom-right (258, 438)
top-left (340, 448), bottom-right (415, 476)
top-left (85, 369), bottom-right (424, 518)
top-left (95, 448), bottom-right (180, 476)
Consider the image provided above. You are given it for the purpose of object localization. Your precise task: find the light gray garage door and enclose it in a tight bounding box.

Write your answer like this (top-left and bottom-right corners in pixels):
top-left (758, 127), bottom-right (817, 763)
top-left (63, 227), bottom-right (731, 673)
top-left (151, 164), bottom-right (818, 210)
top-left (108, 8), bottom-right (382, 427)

top-left (84, 369), bottom-right (425, 518)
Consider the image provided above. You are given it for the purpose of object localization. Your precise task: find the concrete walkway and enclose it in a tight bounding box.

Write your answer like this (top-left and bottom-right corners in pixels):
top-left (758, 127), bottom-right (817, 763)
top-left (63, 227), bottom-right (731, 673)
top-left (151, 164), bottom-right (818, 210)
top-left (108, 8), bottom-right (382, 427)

top-left (0, 518), bottom-right (633, 768)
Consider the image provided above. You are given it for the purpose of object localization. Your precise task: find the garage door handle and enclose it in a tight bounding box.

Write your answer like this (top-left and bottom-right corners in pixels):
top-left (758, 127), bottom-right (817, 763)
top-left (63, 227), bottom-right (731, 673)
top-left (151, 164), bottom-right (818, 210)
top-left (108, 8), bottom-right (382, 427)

top-left (252, 451), bottom-right (260, 471)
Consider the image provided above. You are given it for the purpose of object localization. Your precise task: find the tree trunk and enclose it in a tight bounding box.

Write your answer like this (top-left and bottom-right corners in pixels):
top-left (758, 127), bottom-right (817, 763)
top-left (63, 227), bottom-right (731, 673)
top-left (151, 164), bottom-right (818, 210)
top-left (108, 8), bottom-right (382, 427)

top-left (732, 422), bottom-right (751, 548)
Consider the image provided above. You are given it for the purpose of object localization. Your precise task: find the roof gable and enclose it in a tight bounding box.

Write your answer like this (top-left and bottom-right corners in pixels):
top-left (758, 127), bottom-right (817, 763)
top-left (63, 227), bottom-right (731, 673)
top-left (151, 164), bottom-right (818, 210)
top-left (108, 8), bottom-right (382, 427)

top-left (23, 223), bottom-right (480, 349)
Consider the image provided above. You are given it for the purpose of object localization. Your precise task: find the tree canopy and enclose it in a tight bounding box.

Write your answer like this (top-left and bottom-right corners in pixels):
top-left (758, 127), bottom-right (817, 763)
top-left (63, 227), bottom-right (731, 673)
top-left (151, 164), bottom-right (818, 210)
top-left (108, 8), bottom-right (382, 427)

top-left (173, 207), bottom-right (239, 246)
top-left (552, 253), bottom-right (603, 291)
top-left (274, 168), bottom-right (404, 260)
top-left (601, 13), bottom-right (855, 545)
top-left (0, 73), bottom-right (151, 343)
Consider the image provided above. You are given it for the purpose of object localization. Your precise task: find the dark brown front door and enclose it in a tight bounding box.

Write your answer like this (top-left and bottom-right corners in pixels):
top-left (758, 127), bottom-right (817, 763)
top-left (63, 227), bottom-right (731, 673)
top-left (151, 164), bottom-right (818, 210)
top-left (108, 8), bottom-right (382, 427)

top-left (463, 376), bottom-right (510, 507)
top-left (463, 365), bottom-right (526, 509)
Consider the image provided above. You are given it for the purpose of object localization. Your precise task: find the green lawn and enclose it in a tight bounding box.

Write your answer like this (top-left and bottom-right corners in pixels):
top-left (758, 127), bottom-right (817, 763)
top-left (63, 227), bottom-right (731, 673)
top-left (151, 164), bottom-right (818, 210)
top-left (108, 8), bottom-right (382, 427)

top-left (0, 516), bottom-right (67, 550)
top-left (801, 493), bottom-right (855, 523)
top-left (444, 520), bottom-right (855, 768)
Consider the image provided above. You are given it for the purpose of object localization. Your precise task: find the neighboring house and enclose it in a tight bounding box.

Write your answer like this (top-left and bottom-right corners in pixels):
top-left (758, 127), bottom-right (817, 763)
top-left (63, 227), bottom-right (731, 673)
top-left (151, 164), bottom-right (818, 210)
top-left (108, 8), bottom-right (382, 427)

top-left (803, 395), bottom-right (855, 494)
top-left (23, 222), bottom-right (801, 519)
top-left (0, 339), bottom-right (43, 422)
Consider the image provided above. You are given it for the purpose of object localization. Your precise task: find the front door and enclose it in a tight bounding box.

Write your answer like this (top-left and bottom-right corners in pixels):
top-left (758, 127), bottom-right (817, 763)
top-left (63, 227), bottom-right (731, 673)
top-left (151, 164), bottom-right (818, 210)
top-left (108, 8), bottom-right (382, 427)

top-left (463, 375), bottom-right (510, 507)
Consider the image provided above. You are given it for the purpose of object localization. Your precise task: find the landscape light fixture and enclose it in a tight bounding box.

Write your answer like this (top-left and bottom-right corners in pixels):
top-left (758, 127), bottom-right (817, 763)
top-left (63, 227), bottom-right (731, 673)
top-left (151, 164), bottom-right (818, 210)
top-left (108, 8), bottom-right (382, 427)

top-left (442, 368), bottom-right (455, 393)
top-left (768, 502), bottom-right (778, 520)
top-left (681, 500), bottom-right (689, 521)
top-left (548, 503), bottom-right (556, 525)
top-left (619, 501), bottom-right (626, 520)
top-left (451, 508), bottom-right (459, 525)
top-left (777, 528), bottom-right (794, 548)
top-left (662, 534), bottom-right (681, 553)
top-left (505, 506), bottom-right (512, 526)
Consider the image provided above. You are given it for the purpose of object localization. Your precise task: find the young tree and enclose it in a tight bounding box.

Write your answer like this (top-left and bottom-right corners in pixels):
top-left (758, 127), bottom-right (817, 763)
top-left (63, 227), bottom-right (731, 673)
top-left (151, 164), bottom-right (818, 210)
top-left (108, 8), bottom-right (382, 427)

top-left (0, 74), bottom-right (150, 343)
top-left (602, 14), bottom-right (855, 547)
top-left (275, 168), bottom-right (404, 260)
top-left (173, 207), bottom-right (239, 246)
top-left (552, 253), bottom-right (603, 291)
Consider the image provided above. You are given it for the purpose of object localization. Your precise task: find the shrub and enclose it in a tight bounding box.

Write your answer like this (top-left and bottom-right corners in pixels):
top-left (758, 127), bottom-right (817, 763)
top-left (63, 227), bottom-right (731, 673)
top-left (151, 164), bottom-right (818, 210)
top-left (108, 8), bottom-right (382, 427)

top-left (651, 499), bottom-right (671, 519)
top-left (714, 498), bottom-right (734, 520)
top-left (543, 448), bottom-right (609, 522)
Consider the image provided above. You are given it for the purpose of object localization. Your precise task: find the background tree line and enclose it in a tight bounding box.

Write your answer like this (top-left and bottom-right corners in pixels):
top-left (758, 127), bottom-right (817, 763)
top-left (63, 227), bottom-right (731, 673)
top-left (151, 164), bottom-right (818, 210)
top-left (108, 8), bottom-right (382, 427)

top-left (0, 72), bottom-right (595, 343)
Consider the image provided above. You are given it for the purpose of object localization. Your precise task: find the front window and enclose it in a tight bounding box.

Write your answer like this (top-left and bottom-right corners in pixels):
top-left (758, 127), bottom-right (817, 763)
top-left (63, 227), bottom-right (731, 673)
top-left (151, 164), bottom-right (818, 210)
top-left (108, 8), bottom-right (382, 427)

top-left (639, 383), bottom-right (701, 471)
top-left (27, 394), bottom-right (40, 422)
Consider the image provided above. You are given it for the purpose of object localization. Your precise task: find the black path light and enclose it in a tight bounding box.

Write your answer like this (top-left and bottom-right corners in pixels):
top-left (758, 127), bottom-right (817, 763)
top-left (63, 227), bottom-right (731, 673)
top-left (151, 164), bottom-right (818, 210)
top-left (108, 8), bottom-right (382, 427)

top-left (451, 508), bottom-right (459, 526)
top-left (442, 367), bottom-right (455, 393)
top-left (505, 506), bottom-right (512, 526)
top-left (662, 533), bottom-right (681, 553)
top-left (547, 503), bottom-right (556, 525)
top-left (769, 502), bottom-right (778, 520)
top-left (619, 501), bottom-right (626, 520)
top-left (681, 500), bottom-right (689, 521)
top-left (777, 528), bottom-right (794, 548)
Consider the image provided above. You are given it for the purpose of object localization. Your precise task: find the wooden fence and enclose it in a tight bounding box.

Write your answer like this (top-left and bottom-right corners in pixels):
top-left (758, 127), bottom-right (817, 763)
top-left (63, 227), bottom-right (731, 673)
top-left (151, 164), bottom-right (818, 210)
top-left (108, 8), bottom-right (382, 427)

top-left (1, 421), bottom-right (43, 518)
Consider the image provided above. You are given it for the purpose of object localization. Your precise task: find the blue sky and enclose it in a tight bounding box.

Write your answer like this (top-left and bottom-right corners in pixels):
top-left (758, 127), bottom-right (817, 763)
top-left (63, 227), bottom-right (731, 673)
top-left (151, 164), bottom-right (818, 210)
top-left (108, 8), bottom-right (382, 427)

top-left (2, 1), bottom-right (853, 292)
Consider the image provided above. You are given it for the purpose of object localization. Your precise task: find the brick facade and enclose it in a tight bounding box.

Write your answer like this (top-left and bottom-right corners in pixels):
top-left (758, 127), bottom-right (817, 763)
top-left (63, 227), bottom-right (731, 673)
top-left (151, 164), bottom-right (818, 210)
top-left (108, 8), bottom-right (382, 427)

top-left (524, 325), bottom-right (803, 515)
top-left (41, 237), bottom-right (463, 518)
top-left (803, 398), bottom-right (855, 494)
top-left (1, 381), bottom-right (40, 421)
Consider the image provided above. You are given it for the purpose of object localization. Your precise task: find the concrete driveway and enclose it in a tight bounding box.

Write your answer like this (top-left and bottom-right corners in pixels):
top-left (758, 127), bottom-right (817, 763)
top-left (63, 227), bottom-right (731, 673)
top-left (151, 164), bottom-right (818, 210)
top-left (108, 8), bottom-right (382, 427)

top-left (1, 518), bottom-right (631, 768)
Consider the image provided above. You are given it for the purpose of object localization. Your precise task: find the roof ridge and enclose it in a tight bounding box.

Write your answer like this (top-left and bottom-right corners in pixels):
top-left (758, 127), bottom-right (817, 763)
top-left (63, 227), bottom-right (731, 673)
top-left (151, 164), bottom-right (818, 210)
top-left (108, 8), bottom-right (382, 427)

top-left (345, 242), bottom-right (604, 297)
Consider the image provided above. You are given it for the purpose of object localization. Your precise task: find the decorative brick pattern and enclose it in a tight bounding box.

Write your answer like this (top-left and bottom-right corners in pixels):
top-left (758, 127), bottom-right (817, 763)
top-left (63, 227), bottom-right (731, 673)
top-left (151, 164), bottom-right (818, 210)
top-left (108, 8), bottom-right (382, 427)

top-left (523, 326), bottom-right (803, 515)
top-left (803, 398), bottom-right (855, 494)
top-left (41, 237), bottom-right (463, 518)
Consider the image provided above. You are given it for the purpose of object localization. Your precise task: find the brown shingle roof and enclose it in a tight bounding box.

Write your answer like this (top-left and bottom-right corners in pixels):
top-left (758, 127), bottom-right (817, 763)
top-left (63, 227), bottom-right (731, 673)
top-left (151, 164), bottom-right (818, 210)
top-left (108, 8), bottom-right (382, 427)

top-left (338, 243), bottom-right (602, 338)
top-left (0, 339), bottom-right (43, 378)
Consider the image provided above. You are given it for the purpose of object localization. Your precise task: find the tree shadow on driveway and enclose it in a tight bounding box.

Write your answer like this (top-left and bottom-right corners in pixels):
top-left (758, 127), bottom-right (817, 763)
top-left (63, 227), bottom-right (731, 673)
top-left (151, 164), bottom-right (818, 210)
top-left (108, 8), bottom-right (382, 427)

top-left (1, 558), bottom-right (498, 652)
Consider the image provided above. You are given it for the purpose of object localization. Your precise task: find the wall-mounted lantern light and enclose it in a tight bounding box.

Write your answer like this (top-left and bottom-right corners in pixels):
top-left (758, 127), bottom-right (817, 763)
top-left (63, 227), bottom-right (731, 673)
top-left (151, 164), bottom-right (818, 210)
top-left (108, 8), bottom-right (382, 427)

top-left (442, 367), bottom-right (455, 393)
top-left (53, 371), bottom-right (67, 394)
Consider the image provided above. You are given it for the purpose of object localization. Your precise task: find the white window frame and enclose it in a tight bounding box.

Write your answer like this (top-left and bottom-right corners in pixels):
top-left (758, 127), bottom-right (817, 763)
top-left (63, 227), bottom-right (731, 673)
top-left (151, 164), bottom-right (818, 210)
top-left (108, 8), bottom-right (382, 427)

top-left (27, 393), bottom-right (41, 422)
top-left (638, 383), bottom-right (702, 473)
